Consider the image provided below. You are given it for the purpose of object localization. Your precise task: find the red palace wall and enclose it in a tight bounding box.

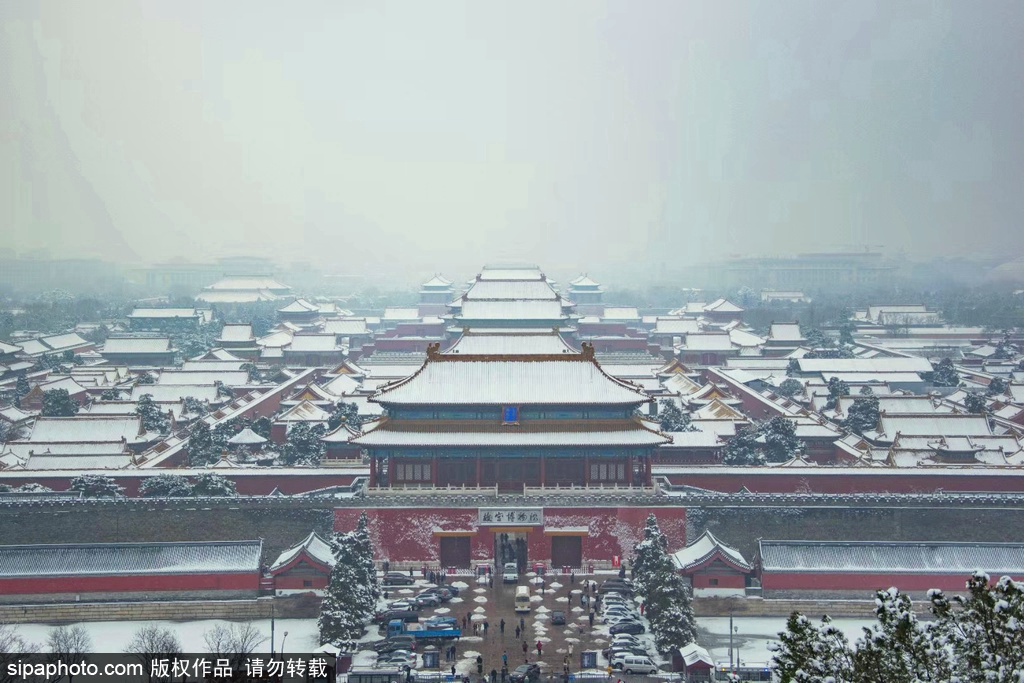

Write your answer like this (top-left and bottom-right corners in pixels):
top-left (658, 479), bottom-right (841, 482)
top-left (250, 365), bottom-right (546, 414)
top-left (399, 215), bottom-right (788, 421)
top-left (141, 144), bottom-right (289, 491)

top-left (762, 572), bottom-right (1025, 593)
top-left (661, 470), bottom-right (1023, 494)
top-left (334, 506), bottom-right (687, 565)
top-left (0, 572), bottom-right (259, 596)
top-left (0, 471), bottom-right (360, 497)
top-left (274, 575), bottom-right (329, 590)
top-left (690, 572), bottom-right (746, 590)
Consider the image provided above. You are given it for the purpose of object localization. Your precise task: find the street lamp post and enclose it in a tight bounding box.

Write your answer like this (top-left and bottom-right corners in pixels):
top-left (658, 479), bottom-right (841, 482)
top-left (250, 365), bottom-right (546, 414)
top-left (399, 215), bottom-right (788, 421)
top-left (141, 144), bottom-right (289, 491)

top-left (271, 602), bottom-right (276, 656)
top-left (729, 610), bottom-right (734, 673)
top-left (281, 631), bottom-right (289, 655)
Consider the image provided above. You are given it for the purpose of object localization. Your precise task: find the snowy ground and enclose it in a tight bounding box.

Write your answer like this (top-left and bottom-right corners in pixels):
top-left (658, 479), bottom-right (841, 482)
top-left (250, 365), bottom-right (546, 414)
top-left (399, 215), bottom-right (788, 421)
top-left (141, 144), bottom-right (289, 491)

top-left (697, 616), bottom-right (875, 668)
top-left (13, 618), bottom-right (319, 654)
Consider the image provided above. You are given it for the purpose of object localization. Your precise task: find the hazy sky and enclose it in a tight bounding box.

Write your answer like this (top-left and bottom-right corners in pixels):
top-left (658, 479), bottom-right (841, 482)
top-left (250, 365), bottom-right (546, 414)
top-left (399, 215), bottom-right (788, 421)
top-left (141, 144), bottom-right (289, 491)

top-left (1, 1), bottom-right (1021, 278)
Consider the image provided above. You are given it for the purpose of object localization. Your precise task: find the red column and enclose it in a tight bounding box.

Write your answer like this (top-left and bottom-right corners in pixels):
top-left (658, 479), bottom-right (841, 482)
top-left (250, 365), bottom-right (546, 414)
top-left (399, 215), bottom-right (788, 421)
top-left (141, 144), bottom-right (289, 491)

top-left (540, 456), bottom-right (546, 487)
top-left (643, 456), bottom-right (652, 486)
top-left (387, 458), bottom-right (395, 487)
top-left (476, 456), bottom-right (482, 487)
top-left (432, 456), bottom-right (439, 486)
top-left (626, 456), bottom-right (634, 486)
top-left (369, 455), bottom-right (377, 488)
top-left (583, 456), bottom-right (590, 487)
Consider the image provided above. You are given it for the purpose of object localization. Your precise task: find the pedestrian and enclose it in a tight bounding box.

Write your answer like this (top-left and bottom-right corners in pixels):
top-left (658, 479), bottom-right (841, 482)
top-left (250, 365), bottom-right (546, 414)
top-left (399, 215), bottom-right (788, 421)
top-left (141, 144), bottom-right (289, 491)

top-left (640, 602), bottom-right (645, 616)
top-left (588, 611), bottom-right (594, 627)
top-left (476, 656), bottom-right (483, 676)
top-left (500, 618), bottom-right (505, 635)
top-left (491, 670), bottom-right (498, 683)
top-left (484, 621), bottom-right (490, 637)
top-left (384, 590), bottom-right (389, 600)
top-left (618, 564), bottom-right (626, 579)
top-left (522, 641), bottom-right (528, 657)
top-left (409, 567), bottom-right (414, 578)
top-left (520, 617), bottom-right (525, 632)
top-left (383, 560), bottom-right (390, 573)
top-left (605, 666), bottom-right (613, 679)
top-left (451, 665), bottom-right (456, 677)
top-left (536, 641), bottom-right (543, 657)
top-left (570, 572), bottom-right (575, 585)
top-left (502, 652), bottom-right (508, 668)
top-left (489, 575), bottom-right (494, 589)
top-left (515, 625), bottom-right (521, 639)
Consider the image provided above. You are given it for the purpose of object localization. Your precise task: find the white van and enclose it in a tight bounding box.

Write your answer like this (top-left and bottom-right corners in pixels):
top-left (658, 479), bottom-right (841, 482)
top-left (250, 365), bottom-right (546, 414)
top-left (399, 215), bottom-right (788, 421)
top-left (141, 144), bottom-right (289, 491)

top-left (514, 585), bottom-right (531, 613)
top-left (502, 562), bottom-right (519, 583)
top-left (615, 656), bottom-right (658, 675)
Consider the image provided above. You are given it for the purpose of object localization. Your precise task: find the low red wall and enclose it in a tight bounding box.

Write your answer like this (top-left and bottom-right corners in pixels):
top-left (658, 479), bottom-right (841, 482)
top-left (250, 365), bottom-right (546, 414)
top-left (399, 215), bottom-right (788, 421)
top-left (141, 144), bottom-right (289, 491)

top-left (662, 470), bottom-right (1022, 493)
top-left (762, 571), bottom-right (1025, 592)
top-left (0, 572), bottom-right (259, 595)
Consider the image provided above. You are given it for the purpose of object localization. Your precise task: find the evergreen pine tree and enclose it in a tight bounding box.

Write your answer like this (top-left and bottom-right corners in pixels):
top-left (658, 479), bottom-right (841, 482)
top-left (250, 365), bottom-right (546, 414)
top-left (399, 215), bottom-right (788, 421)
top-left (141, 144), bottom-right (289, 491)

top-left (770, 613), bottom-right (855, 683)
top-left (281, 423), bottom-right (326, 466)
top-left (842, 396), bottom-right (880, 435)
top-left (319, 527), bottom-right (375, 645)
top-left (657, 399), bottom-right (697, 432)
top-left (931, 358), bottom-right (961, 387)
top-left (41, 389), bottom-right (79, 417)
top-left (135, 394), bottom-right (171, 434)
top-left (777, 378), bottom-right (803, 398)
top-left (722, 424), bottom-right (764, 466)
top-left (761, 417), bottom-right (804, 463)
top-left (632, 514), bottom-right (695, 654)
top-left (188, 421), bottom-right (218, 466)
top-left (964, 392), bottom-right (988, 414)
top-left (824, 377), bottom-right (850, 410)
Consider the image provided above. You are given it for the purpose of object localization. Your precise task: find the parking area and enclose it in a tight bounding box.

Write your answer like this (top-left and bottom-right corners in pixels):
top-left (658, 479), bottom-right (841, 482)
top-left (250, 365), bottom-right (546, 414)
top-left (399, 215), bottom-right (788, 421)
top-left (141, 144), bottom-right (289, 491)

top-left (356, 572), bottom-right (663, 682)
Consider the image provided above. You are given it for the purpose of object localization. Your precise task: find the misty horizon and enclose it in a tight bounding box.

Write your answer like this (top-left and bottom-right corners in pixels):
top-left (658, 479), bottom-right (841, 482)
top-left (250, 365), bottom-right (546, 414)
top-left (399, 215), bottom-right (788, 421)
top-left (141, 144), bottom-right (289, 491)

top-left (1, 1), bottom-right (1022, 279)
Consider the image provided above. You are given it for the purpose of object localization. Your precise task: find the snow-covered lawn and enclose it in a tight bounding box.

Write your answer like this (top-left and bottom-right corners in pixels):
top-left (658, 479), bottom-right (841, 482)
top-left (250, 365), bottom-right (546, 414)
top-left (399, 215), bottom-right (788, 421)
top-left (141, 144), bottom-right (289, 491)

top-left (697, 616), bottom-right (875, 667)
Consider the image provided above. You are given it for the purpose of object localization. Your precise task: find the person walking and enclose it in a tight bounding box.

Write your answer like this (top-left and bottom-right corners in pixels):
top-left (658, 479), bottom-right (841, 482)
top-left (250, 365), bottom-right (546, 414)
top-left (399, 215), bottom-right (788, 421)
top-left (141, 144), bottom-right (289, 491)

top-left (476, 656), bottom-right (483, 676)
top-left (502, 652), bottom-right (508, 668)
top-left (588, 611), bottom-right (594, 627)
top-left (536, 641), bottom-right (543, 657)
top-left (515, 625), bottom-right (521, 639)
top-left (520, 617), bottom-right (525, 632)
top-left (522, 641), bottom-right (528, 659)
top-left (451, 665), bottom-right (456, 677)
top-left (500, 618), bottom-right (505, 636)
top-left (484, 621), bottom-right (490, 637)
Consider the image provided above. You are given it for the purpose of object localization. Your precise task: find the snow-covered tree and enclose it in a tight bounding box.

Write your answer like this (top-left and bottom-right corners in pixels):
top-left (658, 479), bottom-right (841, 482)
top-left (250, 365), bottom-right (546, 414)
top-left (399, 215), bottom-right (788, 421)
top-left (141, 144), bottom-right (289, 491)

top-left (853, 588), bottom-right (952, 683)
top-left (786, 359), bottom-right (800, 377)
top-left (964, 392), bottom-right (988, 414)
top-left (281, 422), bottom-right (326, 466)
top-left (319, 518), bottom-right (377, 645)
top-left (657, 399), bottom-right (697, 432)
top-left (191, 472), bottom-right (238, 497)
top-left (139, 474), bottom-right (194, 498)
top-left (987, 377), bottom-right (1008, 397)
top-left (136, 372), bottom-right (156, 386)
top-left (770, 613), bottom-right (855, 683)
top-left (777, 378), bottom-right (803, 398)
top-left (70, 474), bottom-right (124, 498)
top-left (100, 388), bottom-right (121, 401)
top-left (41, 389), bottom-right (79, 417)
top-left (13, 483), bottom-right (52, 493)
top-left (631, 514), bottom-right (695, 654)
top-left (46, 625), bottom-right (92, 671)
top-left (188, 421), bottom-right (220, 467)
top-left (328, 402), bottom-right (363, 432)
top-left (722, 424), bottom-right (764, 466)
top-left (352, 511), bottom-right (380, 603)
top-left (842, 396), bottom-right (879, 435)
top-left (859, 385), bottom-right (874, 396)
top-left (824, 377), bottom-right (850, 410)
top-left (15, 375), bottom-right (30, 403)
top-left (838, 322), bottom-right (856, 346)
top-left (931, 358), bottom-right (961, 387)
top-left (182, 396), bottom-right (208, 417)
top-left (124, 624), bottom-right (182, 672)
top-left (251, 416), bottom-right (273, 439)
top-left (202, 622), bottom-right (267, 673)
top-left (929, 573), bottom-right (1024, 683)
top-left (761, 417), bottom-right (804, 463)
top-left (135, 394), bottom-right (171, 434)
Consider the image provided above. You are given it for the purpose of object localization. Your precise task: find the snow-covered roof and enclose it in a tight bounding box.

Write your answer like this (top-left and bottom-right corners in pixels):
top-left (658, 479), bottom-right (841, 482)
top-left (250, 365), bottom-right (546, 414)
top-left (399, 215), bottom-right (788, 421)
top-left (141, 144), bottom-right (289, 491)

top-left (322, 319), bottom-right (370, 336)
top-left (0, 405), bottom-right (33, 423)
top-left (463, 280), bottom-right (560, 301)
top-left (662, 431), bottom-right (722, 448)
top-left (758, 540), bottom-right (1023, 575)
top-left (3, 441), bottom-right (130, 457)
top-left (18, 454), bottom-right (134, 470)
top-left (352, 420), bottom-right (668, 447)
top-left (196, 290), bottom-right (280, 303)
top-left (457, 300), bottom-right (566, 321)
top-left (205, 277), bottom-right (290, 291)
top-left (130, 384), bottom-right (220, 403)
top-left (569, 274), bottom-right (601, 288)
top-left (256, 330), bottom-right (293, 348)
top-left (768, 323), bottom-right (805, 342)
top-left (673, 530), bottom-right (752, 572)
top-left (422, 274), bottom-right (453, 288)
top-left (180, 360), bottom-right (246, 372)
top-left (834, 396), bottom-right (947, 416)
top-left (443, 331), bottom-right (577, 356)
top-left (797, 358), bottom-right (933, 374)
top-left (678, 643), bottom-right (714, 668)
top-left (728, 329), bottom-right (765, 347)
top-left (679, 334), bottom-right (735, 352)
top-left (228, 427), bottom-right (267, 445)
top-left (192, 348), bottom-right (245, 361)
top-left (286, 335), bottom-right (340, 352)
top-left (276, 400), bottom-right (331, 423)
top-left (478, 266), bottom-right (545, 281)
top-left (321, 374), bottom-right (362, 397)
top-left (654, 319), bottom-right (702, 335)
top-left (824, 372), bottom-right (925, 384)
top-left (703, 299), bottom-right (744, 313)
top-left (157, 370), bottom-right (249, 386)
top-left (0, 340), bottom-right (21, 355)
top-left (878, 414), bottom-right (992, 438)
top-left (26, 417), bottom-right (143, 443)
top-left (218, 324), bottom-right (255, 343)
top-left (372, 351), bottom-right (650, 406)
top-left (269, 531), bottom-right (335, 572)
top-left (36, 376), bottom-right (89, 396)
top-left (278, 298), bottom-right (320, 314)
top-left (128, 308), bottom-right (199, 319)
top-left (102, 337), bottom-right (172, 354)
top-left (0, 540), bottom-right (263, 578)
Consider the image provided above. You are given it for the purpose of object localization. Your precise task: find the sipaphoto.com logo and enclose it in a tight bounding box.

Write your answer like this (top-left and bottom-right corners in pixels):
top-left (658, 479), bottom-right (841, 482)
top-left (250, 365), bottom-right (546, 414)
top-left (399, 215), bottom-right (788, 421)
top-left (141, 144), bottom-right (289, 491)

top-left (8, 659), bottom-right (143, 679)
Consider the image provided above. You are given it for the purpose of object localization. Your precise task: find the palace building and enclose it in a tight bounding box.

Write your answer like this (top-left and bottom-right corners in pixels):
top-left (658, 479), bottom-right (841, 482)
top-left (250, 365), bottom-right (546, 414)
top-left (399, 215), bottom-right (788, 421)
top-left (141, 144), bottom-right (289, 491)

top-left (352, 341), bottom-right (668, 490)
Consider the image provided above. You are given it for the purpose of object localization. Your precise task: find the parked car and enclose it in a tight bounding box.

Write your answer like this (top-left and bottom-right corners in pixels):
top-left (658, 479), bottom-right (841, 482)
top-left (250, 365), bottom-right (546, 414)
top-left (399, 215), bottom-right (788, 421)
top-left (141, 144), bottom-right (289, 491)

top-left (424, 617), bottom-right (458, 630)
top-left (610, 621), bottom-right (646, 635)
top-left (609, 634), bottom-right (642, 647)
top-left (374, 637), bottom-right (417, 654)
top-left (377, 651), bottom-right (417, 669)
top-left (413, 593), bottom-right (441, 608)
top-left (617, 656), bottom-right (660, 675)
top-left (388, 600), bottom-right (417, 612)
top-left (599, 583), bottom-right (634, 596)
top-left (509, 664), bottom-right (541, 683)
top-left (419, 586), bottom-right (453, 601)
top-left (606, 645), bottom-right (649, 660)
top-left (384, 572), bottom-right (415, 586)
top-left (551, 610), bottom-right (566, 625)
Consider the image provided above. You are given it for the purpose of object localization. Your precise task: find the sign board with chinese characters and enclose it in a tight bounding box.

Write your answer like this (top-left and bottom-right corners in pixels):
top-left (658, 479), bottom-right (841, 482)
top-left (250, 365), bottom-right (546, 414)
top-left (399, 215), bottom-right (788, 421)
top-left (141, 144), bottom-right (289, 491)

top-left (478, 508), bottom-right (543, 526)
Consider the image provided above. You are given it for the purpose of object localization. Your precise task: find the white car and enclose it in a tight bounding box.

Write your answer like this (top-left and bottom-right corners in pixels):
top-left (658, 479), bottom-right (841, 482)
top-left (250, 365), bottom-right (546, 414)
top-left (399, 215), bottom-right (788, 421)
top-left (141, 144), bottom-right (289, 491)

top-left (611, 655), bottom-right (659, 675)
top-left (610, 634), bottom-right (643, 647)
